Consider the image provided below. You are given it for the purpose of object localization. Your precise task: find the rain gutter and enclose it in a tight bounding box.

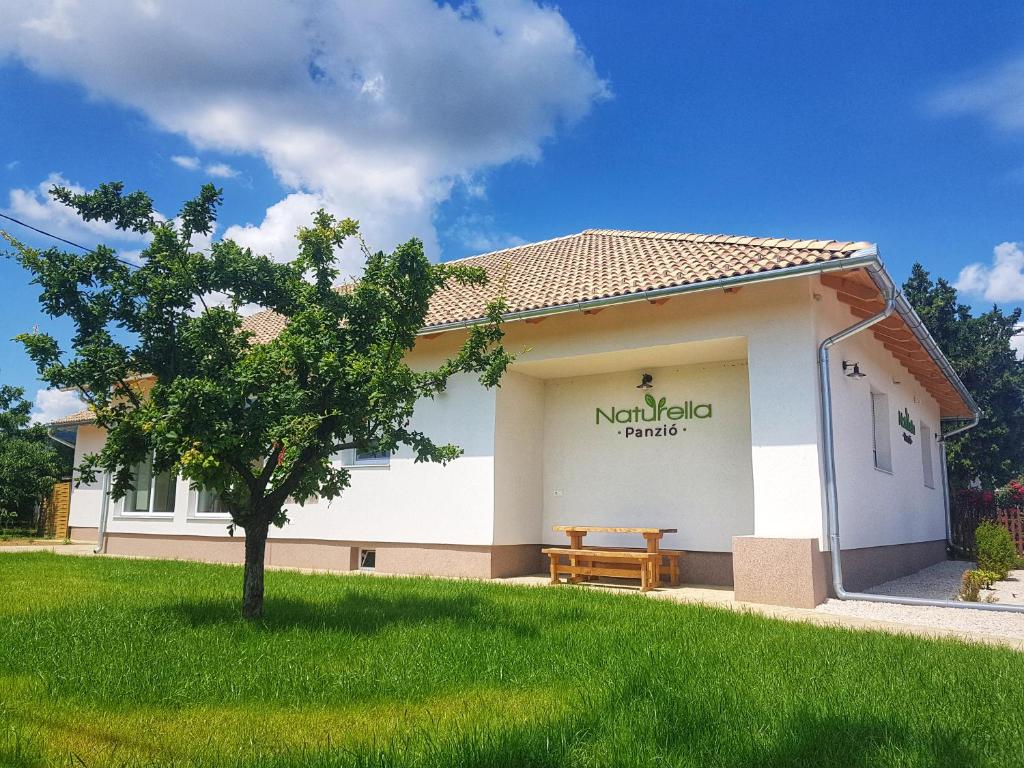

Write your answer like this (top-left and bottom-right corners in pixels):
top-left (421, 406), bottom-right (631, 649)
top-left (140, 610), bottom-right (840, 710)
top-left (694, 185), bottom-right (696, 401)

top-left (817, 251), bottom-right (1021, 613)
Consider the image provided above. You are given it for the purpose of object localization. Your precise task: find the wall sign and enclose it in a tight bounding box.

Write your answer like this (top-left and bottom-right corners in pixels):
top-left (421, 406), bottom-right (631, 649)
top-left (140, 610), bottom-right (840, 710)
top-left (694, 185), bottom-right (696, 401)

top-left (596, 393), bottom-right (713, 439)
top-left (898, 406), bottom-right (915, 445)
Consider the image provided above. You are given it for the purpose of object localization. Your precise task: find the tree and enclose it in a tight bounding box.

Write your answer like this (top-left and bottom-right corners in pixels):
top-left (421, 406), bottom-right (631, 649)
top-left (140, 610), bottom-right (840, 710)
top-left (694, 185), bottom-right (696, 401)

top-left (5, 182), bottom-right (511, 618)
top-left (902, 263), bottom-right (1024, 488)
top-left (0, 384), bottom-right (68, 530)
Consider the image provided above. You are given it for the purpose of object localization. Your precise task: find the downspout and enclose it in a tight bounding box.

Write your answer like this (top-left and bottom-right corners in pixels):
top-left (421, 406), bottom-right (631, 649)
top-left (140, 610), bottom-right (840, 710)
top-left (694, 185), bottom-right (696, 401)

top-left (817, 254), bottom-right (1024, 613)
top-left (938, 413), bottom-right (980, 551)
top-left (94, 471), bottom-right (110, 554)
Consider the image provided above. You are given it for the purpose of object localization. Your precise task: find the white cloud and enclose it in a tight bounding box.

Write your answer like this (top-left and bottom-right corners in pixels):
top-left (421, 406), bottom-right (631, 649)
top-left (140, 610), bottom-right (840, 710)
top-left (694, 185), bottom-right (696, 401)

top-left (955, 241), bottom-right (1024, 303)
top-left (171, 155), bottom-right (239, 179)
top-left (170, 155), bottom-right (201, 171)
top-left (204, 162), bottom-right (238, 179)
top-left (1012, 324), bottom-right (1024, 360)
top-left (1, 1), bottom-right (607, 260)
top-left (4, 172), bottom-right (150, 246)
top-left (444, 212), bottom-right (525, 255)
top-left (933, 55), bottom-right (1024, 131)
top-left (224, 192), bottom-right (327, 262)
top-left (30, 388), bottom-right (83, 425)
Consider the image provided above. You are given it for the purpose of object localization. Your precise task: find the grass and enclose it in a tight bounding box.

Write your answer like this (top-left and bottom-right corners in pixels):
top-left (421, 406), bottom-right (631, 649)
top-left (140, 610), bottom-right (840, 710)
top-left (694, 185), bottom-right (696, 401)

top-left (0, 554), bottom-right (1022, 767)
top-left (0, 528), bottom-right (54, 544)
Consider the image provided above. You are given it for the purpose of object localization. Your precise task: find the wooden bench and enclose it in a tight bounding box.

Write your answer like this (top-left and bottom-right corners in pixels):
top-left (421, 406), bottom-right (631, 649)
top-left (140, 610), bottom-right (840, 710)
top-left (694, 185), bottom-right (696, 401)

top-left (542, 548), bottom-right (660, 592)
top-left (548, 526), bottom-right (680, 590)
top-left (578, 547), bottom-right (683, 586)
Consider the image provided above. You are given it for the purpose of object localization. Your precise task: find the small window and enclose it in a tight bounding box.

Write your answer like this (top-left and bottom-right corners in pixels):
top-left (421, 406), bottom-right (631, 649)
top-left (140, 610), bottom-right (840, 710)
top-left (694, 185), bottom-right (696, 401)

top-left (870, 391), bottom-right (892, 473)
top-left (921, 424), bottom-right (934, 488)
top-left (124, 455), bottom-right (176, 514)
top-left (195, 488), bottom-right (230, 517)
top-left (359, 549), bottom-right (376, 570)
top-left (337, 447), bottom-right (390, 467)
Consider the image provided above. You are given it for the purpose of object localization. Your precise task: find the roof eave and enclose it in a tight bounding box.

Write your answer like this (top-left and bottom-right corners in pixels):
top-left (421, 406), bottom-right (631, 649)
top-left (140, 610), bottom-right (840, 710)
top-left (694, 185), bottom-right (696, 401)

top-left (419, 248), bottom-right (978, 421)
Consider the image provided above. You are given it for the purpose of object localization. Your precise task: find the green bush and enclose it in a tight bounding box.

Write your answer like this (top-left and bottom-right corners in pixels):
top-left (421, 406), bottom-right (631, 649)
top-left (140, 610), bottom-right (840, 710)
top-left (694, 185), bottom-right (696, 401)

top-left (958, 570), bottom-right (983, 602)
top-left (975, 521), bottom-right (1017, 580)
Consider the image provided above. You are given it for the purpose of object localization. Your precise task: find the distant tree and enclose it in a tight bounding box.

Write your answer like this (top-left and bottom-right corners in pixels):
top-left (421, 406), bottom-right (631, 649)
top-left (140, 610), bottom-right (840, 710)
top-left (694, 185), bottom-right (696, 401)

top-left (903, 263), bottom-right (1024, 487)
top-left (0, 384), bottom-right (67, 530)
top-left (5, 182), bottom-right (511, 618)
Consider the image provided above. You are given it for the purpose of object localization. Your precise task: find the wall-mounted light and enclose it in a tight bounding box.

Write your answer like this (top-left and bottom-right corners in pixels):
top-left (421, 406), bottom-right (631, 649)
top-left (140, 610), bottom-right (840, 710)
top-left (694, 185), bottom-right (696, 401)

top-left (842, 361), bottom-right (866, 379)
top-left (637, 373), bottom-right (653, 390)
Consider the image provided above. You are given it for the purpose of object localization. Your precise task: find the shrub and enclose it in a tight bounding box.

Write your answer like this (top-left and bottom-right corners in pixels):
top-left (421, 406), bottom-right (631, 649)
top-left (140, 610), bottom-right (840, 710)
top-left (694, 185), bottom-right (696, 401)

top-left (975, 521), bottom-right (1017, 580)
top-left (959, 570), bottom-right (984, 602)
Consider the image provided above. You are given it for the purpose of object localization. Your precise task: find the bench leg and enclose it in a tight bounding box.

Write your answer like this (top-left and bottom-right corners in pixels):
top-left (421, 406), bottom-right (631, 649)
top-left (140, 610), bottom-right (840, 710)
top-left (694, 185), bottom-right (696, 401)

top-left (640, 558), bottom-right (652, 592)
top-left (549, 555), bottom-right (560, 585)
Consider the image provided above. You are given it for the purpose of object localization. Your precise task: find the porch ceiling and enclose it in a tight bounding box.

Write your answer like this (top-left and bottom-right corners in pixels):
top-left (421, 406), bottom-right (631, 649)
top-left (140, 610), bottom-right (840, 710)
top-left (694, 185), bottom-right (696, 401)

top-left (511, 336), bottom-right (747, 379)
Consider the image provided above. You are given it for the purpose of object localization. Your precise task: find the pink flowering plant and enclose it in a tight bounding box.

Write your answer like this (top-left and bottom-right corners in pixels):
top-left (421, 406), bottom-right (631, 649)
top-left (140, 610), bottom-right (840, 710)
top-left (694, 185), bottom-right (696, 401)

top-left (995, 478), bottom-right (1024, 510)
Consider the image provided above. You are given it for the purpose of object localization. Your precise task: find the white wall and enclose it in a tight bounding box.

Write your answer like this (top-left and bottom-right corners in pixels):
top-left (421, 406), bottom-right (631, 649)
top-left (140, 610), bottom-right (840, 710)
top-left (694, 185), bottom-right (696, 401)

top-left (815, 286), bottom-right (946, 549)
top-left (66, 424), bottom-right (106, 530)
top-left (492, 372), bottom-right (545, 545)
top-left (70, 276), bottom-right (914, 552)
top-left (72, 371), bottom-right (499, 545)
top-left (539, 361), bottom-right (755, 551)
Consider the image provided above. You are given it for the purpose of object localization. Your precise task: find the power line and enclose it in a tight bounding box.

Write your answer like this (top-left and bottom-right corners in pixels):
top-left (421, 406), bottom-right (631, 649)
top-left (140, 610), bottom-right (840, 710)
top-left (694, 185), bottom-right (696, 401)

top-left (1, 211), bottom-right (96, 253)
top-left (0, 210), bottom-right (211, 274)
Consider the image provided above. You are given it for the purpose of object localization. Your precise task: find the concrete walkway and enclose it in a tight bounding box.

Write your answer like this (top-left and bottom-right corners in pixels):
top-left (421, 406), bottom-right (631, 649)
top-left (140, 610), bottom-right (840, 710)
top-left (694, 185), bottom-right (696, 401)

top-left (0, 541), bottom-right (96, 555)
top-left (500, 574), bottom-right (1024, 651)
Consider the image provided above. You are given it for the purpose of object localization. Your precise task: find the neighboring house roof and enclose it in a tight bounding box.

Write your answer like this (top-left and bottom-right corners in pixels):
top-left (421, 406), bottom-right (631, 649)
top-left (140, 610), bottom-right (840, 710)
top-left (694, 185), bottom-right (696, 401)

top-left (48, 408), bottom-right (95, 427)
top-left (241, 229), bottom-right (870, 343)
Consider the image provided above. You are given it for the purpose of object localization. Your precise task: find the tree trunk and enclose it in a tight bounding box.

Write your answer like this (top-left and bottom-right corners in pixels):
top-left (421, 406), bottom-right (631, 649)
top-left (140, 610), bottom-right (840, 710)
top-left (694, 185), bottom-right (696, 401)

top-left (241, 519), bottom-right (270, 620)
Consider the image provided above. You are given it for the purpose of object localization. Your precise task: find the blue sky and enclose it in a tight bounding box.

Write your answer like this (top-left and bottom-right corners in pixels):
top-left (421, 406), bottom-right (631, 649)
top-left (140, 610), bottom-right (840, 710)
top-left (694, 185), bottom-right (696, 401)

top-left (2, 1), bottom-right (1023, 420)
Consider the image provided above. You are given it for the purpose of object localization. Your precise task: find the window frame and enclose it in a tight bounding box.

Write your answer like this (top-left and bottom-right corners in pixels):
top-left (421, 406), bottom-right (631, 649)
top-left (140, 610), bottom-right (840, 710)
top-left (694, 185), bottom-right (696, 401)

top-left (191, 487), bottom-right (233, 520)
top-left (337, 447), bottom-right (391, 469)
top-left (119, 453), bottom-right (177, 518)
top-left (870, 390), bottom-right (893, 474)
top-left (921, 423), bottom-right (935, 489)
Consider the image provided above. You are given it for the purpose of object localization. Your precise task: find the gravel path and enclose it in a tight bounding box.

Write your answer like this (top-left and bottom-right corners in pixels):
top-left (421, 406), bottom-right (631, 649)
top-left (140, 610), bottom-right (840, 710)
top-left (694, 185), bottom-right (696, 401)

top-left (817, 560), bottom-right (1024, 642)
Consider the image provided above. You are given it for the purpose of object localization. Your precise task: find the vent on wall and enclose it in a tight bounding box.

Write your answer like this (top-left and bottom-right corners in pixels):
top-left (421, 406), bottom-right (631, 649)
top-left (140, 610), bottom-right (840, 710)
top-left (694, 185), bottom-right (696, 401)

top-left (359, 549), bottom-right (377, 570)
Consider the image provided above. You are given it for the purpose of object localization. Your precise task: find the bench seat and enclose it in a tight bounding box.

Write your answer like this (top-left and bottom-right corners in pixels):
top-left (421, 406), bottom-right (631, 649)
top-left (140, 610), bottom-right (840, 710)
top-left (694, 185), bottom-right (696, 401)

top-left (542, 547), bottom-right (682, 588)
top-left (543, 548), bottom-right (661, 591)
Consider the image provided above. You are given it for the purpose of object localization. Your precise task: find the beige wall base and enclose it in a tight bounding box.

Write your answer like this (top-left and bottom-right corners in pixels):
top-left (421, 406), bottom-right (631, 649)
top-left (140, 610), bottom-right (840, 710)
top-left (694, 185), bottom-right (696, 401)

top-left (733, 537), bottom-right (951, 608)
top-left (832, 539), bottom-right (947, 593)
top-left (68, 526), bottom-right (98, 543)
top-left (732, 537), bottom-right (829, 609)
top-left (101, 534), bottom-right (545, 579)
top-left (680, 551), bottom-right (733, 586)
top-left (95, 534), bottom-right (738, 585)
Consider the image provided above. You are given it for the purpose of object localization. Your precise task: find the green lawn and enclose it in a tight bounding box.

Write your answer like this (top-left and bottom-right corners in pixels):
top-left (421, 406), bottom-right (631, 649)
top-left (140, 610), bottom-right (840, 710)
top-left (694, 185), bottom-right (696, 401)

top-left (1, 553), bottom-right (1021, 767)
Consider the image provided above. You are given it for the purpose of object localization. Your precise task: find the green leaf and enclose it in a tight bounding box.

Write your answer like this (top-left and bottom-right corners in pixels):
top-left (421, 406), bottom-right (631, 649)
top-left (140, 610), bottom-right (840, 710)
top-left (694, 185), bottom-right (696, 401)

top-left (644, 393), bottom-right (656, 409)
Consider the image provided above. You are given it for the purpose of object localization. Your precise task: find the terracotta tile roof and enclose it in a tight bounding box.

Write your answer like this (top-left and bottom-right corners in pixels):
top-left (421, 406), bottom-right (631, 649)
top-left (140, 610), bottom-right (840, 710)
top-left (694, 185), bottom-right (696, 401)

top-left (48, 408), bottom-right (95, 427)
top-left (242, 228), bottom-right (870, 341)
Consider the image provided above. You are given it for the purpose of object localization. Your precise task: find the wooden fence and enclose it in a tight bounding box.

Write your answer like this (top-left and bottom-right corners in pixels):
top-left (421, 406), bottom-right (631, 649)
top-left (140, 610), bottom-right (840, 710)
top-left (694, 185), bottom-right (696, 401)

top-left (949, 490), bottom-right (1024, 556)
top-left (41, 480), bottom-right (72, 539)
top-left (997, 508), bottom-right (1024, 557)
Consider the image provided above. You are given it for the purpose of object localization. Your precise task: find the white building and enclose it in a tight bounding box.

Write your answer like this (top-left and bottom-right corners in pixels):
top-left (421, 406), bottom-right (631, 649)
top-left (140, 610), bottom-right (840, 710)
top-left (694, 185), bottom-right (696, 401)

top-left (53, 229), bottom-right (978, 608)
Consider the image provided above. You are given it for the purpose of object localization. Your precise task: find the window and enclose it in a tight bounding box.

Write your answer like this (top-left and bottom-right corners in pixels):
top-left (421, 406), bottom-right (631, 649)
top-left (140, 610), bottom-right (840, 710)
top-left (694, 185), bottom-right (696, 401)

top-left (921, 424), bottom-right (935, 488)
top-left (359, 549), bottom-right (376, 570)
top-left (337, 447), bottom-right (390, 467)
top-left (124, 455), bottom-right (176, 515)
top-left (195, 488), bottom-right (230, 517)
top-left (870, 391), bottom-right (892, 473)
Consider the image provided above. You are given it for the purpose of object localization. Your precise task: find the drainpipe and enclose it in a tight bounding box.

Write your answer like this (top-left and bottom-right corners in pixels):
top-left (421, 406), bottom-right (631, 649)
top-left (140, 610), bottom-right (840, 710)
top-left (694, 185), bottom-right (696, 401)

top-left (817, 254), bottom-right (1024, 613)
top-left (94, 471), bottom-right (110, 554)
top-left (938, 413), bottom-right (980, 552)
